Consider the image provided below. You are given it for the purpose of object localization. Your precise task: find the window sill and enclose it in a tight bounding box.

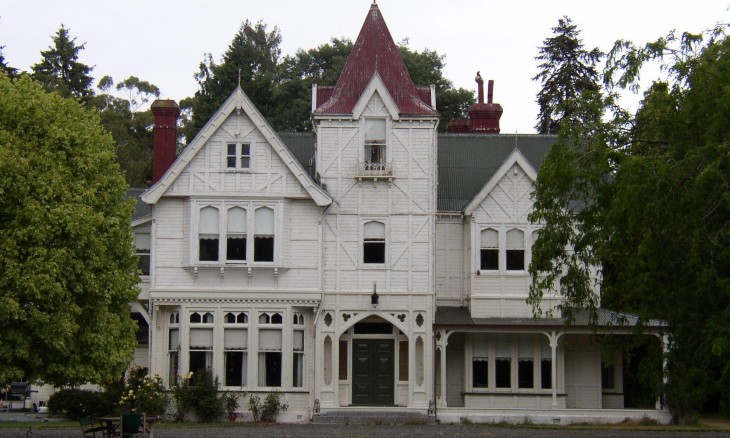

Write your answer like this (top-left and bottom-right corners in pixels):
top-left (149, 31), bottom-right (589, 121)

top-left (361, 264), bottom-right (389, 270)
top-left (224, 169), bottom-right (252, 173)
top-left (188, 265), bottom-right (285, 277)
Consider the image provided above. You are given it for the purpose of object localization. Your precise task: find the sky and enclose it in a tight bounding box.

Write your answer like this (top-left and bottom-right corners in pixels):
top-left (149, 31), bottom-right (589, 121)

top-left (1, 0), bottom-right (727, 133)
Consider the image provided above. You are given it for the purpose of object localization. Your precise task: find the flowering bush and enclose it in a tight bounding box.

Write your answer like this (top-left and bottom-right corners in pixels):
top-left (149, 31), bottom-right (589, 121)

top-left (170, 371), bottom-right (195, 422)
top-left (119, 366), bottom-right (167, 417)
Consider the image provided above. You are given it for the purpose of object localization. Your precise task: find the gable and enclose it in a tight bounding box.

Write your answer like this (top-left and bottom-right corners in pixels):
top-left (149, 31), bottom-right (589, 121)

top-left (437, 134), bottom-right (555, 212)
top-left (142, 88), bottom-right (331, 207)
top-left (464, 148), bottom-right (537, 220)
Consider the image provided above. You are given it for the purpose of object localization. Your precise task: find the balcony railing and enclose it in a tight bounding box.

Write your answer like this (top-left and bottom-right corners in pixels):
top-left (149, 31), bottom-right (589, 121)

top-left (356, 160), bottom-right (393, 178)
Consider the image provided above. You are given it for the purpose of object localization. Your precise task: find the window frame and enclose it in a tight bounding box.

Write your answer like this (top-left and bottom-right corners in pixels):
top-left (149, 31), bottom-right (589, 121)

top-left (135, 231), bottom-right (151, 276)
top-left (258, 311), bottom-right (284, 388)
top-left (475, 225), bottom-right (539, 274)
top-left (225, 142), bottom-right (252, 171)
top-left (362, 219), bottom-right (387, 266)
top-left (223, 311), bottom-right (249, 388)
top-left (192, 201), bottom-right (279, 267)
top-left (188, 311), bottom-right (215, 378)
top-left (469, 333), bottom-right (553, 393)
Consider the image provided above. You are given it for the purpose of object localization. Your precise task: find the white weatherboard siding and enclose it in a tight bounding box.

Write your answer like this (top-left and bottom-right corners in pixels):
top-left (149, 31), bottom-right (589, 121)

top-left (435, 215), bottom-right (464, 305)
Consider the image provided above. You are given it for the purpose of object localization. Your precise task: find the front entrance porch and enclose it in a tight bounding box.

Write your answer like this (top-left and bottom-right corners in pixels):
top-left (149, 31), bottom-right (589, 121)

top-left (315, 309), bottom-right (432, 410)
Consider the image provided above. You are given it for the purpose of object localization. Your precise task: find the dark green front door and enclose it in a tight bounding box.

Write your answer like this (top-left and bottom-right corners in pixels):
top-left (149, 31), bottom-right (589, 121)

top-left (352, 339), bottom-right (394, 406)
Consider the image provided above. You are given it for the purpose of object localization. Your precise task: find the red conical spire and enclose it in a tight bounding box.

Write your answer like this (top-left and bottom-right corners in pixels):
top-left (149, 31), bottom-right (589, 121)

top-left (314, 3), bottom-right (436, 116)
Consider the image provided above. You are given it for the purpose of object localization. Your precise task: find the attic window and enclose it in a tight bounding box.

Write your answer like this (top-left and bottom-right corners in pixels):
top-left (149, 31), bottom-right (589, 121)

top-left (227, 143), bottom-right (251, 170)
top-left (364, 119), bottom-right (386, 171)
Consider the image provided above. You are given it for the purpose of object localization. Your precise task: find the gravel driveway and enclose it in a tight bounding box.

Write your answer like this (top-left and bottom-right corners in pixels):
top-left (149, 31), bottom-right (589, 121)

top-left (3, 424), bottom-right (730, 438)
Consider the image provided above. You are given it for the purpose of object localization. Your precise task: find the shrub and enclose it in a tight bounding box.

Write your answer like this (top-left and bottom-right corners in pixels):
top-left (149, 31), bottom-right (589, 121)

top-left (171, 369), bottom-right (231, 422)
top-left (48, 388), bottom-right (111, 419)
top-left (119, 366), bottom-right (167, 417)
top-left (249, 391), bottom-right (288, 422)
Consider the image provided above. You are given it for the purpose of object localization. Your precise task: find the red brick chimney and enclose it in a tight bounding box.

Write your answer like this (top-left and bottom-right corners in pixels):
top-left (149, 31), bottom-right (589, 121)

top-left (447, 71), bottom-right (503, 134)
top-left (151, 99), bottom-right (180, 184)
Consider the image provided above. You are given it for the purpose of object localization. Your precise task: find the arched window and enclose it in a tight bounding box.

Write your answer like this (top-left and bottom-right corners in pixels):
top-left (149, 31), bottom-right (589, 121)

top-left (199, 206), bottom-right (220, 262)
top-left (506, 229), bottom-right (525, 270)
top-left (226, 207), bottom-right (247, 261)
top-left (363, 221), bottom-right (386, 264)
top-left (254, 207), bottom-right (275, 262)
top-left (480, 228), bottom-right (499, 270)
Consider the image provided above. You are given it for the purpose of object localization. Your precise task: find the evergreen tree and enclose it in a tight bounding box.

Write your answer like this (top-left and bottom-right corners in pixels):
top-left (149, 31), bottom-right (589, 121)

top-left (0, 44), bottom-right (17, 78)
top-left (529, 25), bottom-right (730, 420)
top-left (533, 16), bottom-right (602, 134)
top-left (31, 25), bottom-right (94, 103)
top-left (185, 20), bottom-right (281, 142)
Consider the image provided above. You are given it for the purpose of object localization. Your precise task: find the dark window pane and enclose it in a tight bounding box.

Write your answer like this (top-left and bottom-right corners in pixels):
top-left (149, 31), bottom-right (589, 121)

top-left (271, 313), bottom-right (283, 324)
top-left (602, 362), bottom-right (615, 390)
top-left (496, 358), bottom-right (511, 388)
top-left (240, 157), bottom-right (250, 168)
top-left (227, 144), bottom-right (236, 155)
top-left (473, 360), bottom-right (488, 388)
top-left (480, 249), bottom-right (498, 270)
top-left (264, 352), bottom-right (282, 387)
top-left (518, 359), bottom-right (534, 388)
top-left (507, 250), bottom-right (525, 270)
top-left (199, 238), bottom-right (219, 261)
top-left (353, 322), bottom-right (392, 334)
top-left (364, 241), bottom-right (385, 264)
top-left (339, 340), bottom-right (348, 380)
top-left (225, 351), bottom-right (243, 386)
top-left (293, 352), bottom-right (304, 387)
top-left (399, 341), bottom-right (408, 381)
top-left (241, 144), bottom-right (250, 156)
top-left (227, 157), bottom-right (236, 168)
top-left (541, 359), bottom-right (552, 389)
top-left (189, 351), bottom-right (209, 377)
top-left (254, 237), bottom-right (274, 262)
top-left (138, 253), bottom-right (150, 275)
top-left (227, 237), bottom-right (246, 261)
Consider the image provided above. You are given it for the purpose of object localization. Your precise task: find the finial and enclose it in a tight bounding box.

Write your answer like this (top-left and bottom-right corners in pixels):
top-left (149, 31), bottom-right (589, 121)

top-left (476, 71), bottom-right (484, 104)
top-left (238, 69), bottom-right (242, 87)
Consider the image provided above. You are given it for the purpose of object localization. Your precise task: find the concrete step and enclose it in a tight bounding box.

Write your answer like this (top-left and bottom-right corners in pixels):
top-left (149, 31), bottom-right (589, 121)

top-left (313, 409), bottom-right (434, 425)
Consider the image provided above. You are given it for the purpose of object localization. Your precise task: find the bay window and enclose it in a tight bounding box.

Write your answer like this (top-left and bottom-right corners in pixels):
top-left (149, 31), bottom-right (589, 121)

top-left (189, 311), bottom-right (214, 378)
top-left (506, 229), bottom-right (525, 271)
top-left (480, 228), bottom-right (499, 270)
top-left (226, 207), bottom-right (247, 262)
top-left (254, 207), bottom-right (275, 262)
top-left (292, 313), bottom-right (305, 388)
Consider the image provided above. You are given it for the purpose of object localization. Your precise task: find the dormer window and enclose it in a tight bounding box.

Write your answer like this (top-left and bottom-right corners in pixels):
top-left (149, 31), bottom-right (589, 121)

top-left (226, 142), bottom-right (251, 170)
top-left (364, 119), bottom-right (386, 170)
top-left (358, 119), bottom-right (392, 178)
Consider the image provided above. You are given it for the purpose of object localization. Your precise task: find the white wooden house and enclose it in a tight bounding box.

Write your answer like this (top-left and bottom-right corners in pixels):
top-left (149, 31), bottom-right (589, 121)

top-left (130, 3), bottom-right (669, 424)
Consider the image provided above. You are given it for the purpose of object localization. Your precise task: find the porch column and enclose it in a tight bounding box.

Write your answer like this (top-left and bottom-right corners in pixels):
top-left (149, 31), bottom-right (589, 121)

top-left (657, 334), bottom-right (669, 410)
top-left (550, 331), bottom-right (559, 408)
top-left (436, 330), bottom-right (448, 408)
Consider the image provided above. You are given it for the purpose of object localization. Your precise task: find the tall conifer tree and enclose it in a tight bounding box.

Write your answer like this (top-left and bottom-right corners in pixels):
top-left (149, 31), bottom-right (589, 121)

top-left (32, 25), bottom-right (94, 103)
top-left (533, 16), bottom-right (602, 134)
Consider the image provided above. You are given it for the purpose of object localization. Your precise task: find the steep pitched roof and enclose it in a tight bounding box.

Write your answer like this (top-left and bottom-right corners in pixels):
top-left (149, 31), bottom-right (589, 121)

top-left (313, 3), bottom-right (437, 117)
top-left (141, 87), bottom-right (332, 206)
top-left (437, 134), bottom-right (556, 211)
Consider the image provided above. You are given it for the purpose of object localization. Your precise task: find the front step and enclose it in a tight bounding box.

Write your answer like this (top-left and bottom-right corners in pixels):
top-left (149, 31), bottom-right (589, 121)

top-left (313, 409), bottom-right (435, 425)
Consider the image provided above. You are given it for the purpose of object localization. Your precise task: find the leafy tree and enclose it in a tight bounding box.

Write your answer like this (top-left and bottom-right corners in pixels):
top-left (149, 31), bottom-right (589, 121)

top-left (529, 25), bottom-right (730, 420)
top-left (533, 16), bottom-right (602, 134)
top-left (0, 74), bottom-right (139, 386)
top-left (94, 75), bottom-right (159, 187)
top-left (31, 24), bottom-right (94, 103)
top-left (184, 30), bottom-right (473, 140)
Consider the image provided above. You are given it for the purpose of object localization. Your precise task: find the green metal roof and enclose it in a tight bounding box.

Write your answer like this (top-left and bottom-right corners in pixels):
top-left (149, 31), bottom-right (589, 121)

top-left (130, 132), bottom-right (554, 215)
top-left (437, 134), bottom-right (556, 211)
